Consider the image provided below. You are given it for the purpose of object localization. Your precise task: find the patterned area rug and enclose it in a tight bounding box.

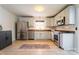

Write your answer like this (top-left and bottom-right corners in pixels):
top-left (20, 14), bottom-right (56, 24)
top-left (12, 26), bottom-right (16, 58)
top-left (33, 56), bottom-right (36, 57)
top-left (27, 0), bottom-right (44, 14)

top-left (19, 44), bottom-right (51, 49)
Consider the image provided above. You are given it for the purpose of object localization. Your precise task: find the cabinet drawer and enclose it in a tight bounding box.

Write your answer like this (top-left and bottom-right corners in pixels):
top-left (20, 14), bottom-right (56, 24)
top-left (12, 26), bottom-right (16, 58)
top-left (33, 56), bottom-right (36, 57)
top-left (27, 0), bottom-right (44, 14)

top-left (0, 31), bottom-right (12, 50)
top-left (0, 32), bottom-right (6, 49)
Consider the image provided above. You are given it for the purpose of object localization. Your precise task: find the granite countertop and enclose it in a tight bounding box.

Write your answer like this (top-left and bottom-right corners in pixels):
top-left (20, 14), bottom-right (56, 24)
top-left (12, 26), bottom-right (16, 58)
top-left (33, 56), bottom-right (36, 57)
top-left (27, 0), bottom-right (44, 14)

top-left (55, 29), bottom-right (75, 32)
top-left (28, 27), bottom-right (75, 32)
top-left (28, 28), bottom-right (51, 31)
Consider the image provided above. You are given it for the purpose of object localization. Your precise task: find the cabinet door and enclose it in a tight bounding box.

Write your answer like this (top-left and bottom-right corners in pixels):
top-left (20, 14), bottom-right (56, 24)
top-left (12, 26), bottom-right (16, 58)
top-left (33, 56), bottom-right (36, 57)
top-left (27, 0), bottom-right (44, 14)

top-left (63, 33), bottom-right (73, 50)
top-left (40, 31), bottom-right (51, 39)
top-left (40, 31), bottom-right (45, 39)
top-left (34, 31), bottom-right (51, 40)
top-left (31, 31), bottom-right (34, 39)
top-left (64, 6), bottom-right (75, 25)
top-left (0, 32), bottom-right (6, 49)
top-left (69, 6), bottom-right (75, 24)
top-left (28, 31), bottom-right (34, 39)
top-left (60, 33), bottom-right (73, 50)
top-left (34, 31), bottom-right (40, 40)
top-left (59, 33), bottom-right (64, 48)
top-left (5, 31), bottom-right (12, 46)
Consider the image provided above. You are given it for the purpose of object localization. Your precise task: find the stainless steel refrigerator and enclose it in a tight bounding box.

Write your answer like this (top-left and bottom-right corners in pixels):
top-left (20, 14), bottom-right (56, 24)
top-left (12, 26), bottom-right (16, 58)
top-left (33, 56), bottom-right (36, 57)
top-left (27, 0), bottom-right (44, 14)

top-left (16, 21), bottom-right (29, 40)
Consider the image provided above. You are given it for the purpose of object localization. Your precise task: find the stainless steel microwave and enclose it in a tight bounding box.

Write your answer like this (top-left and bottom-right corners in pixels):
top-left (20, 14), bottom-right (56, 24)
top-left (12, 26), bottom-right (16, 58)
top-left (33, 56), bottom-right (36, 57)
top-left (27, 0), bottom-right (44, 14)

top-left (57, 17), bottom-right (65, 26)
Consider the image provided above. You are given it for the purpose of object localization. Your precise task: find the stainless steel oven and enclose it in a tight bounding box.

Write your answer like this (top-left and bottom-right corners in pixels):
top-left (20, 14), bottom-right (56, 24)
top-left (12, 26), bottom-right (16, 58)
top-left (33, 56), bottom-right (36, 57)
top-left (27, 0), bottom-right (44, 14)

top-left (54, 31), bottom-right (60, 47)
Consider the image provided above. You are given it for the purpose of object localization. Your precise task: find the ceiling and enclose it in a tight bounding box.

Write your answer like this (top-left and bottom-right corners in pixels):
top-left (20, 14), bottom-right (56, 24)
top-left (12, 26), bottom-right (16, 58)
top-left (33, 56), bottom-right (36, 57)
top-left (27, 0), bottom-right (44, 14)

top-left (1, 4), bottom-right (68, 17)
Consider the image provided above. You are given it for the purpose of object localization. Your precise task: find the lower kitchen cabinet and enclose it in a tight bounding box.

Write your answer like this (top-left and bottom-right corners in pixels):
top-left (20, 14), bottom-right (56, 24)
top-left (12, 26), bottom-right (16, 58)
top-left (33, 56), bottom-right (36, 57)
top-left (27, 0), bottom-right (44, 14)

top-left (0, 31), bottom-right (12, 50)
top-left (28, 31), bottom-right (34, 40)
top-left (34, 31), bottom-right (51, 40)
top-left (59, 32), bottom-right (74, 50)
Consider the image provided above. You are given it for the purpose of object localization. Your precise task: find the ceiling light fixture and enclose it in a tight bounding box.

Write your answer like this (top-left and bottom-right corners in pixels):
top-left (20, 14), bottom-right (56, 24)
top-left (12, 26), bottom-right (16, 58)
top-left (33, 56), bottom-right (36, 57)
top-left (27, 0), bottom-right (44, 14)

top-left (34, 5), bottom-right (44, 12)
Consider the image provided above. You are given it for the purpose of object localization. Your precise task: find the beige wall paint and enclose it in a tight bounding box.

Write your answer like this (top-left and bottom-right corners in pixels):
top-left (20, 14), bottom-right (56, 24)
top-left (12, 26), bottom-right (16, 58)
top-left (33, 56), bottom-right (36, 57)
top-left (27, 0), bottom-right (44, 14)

top-left (0, 6), bottom-right (17, 42)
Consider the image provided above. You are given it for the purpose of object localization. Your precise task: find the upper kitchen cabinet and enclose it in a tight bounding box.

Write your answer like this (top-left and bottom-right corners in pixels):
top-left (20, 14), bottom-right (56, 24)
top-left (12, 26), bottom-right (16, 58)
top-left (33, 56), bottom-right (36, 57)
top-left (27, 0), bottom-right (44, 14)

top-left (54, 5), bottom-right (76, 26)
top-left (64, 6), bottom-right (76, 25)
top-left (54, 13), bottom-right (60, 26)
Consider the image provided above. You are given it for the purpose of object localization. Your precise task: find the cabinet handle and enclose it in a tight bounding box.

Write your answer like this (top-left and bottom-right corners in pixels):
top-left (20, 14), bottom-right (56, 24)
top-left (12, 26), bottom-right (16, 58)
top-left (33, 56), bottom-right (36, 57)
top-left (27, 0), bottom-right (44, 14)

top-left (75, 27), bottom-right (77, 30)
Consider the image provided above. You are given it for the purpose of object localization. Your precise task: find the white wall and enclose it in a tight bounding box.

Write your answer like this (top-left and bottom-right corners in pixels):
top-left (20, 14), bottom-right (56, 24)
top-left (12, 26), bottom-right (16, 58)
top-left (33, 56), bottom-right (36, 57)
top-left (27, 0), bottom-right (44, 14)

top-left (0, 6), bottom-right (17, 42)
top-left (18, 17), bottom-right (54, 27)
top-left (74, 5), bottom-right (79, 52)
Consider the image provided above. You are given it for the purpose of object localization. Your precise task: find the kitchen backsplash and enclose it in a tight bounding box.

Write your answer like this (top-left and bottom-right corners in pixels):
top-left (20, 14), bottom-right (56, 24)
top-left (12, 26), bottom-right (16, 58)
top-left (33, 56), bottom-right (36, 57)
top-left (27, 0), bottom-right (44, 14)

top-left (55, 25), bottom-right (75, 30)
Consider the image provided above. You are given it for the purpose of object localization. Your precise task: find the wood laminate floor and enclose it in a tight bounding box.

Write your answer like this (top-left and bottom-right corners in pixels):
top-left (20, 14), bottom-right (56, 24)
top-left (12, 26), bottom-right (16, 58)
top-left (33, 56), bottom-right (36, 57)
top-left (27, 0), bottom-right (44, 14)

top-left (0, 39), bottom-right (78, 55)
